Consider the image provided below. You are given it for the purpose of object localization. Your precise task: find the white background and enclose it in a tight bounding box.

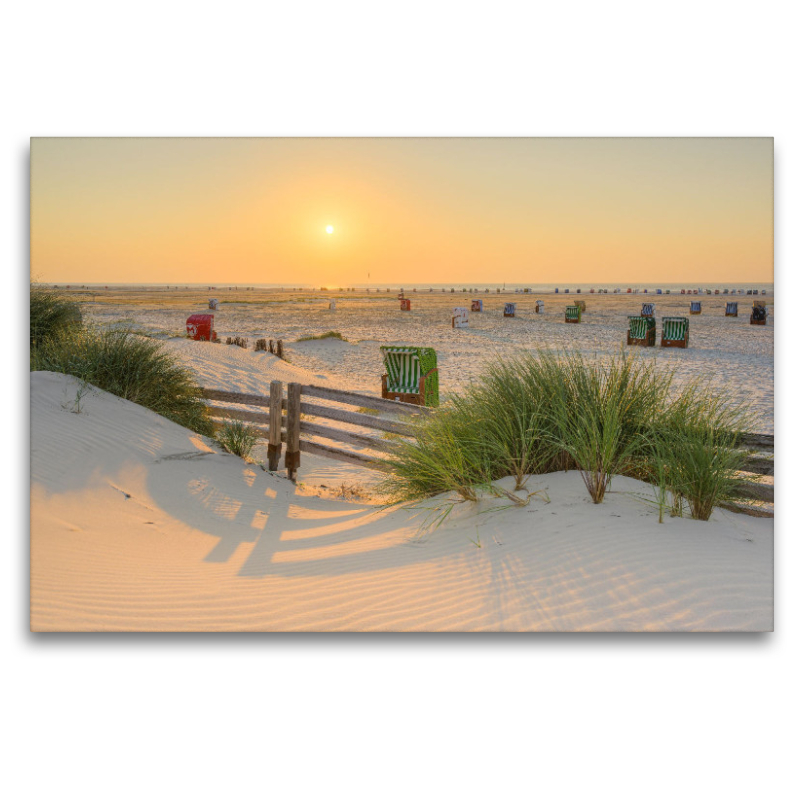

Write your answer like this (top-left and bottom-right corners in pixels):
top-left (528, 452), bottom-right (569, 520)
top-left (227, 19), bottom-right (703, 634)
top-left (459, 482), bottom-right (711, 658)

top-left (5, 2), bottom-right (795, 798)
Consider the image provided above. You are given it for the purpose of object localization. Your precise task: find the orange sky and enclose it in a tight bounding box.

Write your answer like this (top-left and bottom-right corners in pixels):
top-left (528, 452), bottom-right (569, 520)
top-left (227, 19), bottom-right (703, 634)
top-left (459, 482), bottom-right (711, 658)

top-left (30, 137), bottom-right (773, 285)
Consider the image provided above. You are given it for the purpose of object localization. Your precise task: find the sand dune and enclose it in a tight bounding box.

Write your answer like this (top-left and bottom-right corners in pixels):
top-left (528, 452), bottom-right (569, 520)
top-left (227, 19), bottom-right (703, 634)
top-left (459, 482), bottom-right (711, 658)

top-left (31, 372), bottom-right (773, 632)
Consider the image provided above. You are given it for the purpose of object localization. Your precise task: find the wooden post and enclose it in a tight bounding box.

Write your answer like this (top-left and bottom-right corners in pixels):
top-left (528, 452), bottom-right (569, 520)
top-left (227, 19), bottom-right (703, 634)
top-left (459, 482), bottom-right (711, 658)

top-left (285, 382), bottom-right (302, 481)
top-left (276, 339), bottom-right (284, 360)
top-left (268, 380), bottom-right (283, 471)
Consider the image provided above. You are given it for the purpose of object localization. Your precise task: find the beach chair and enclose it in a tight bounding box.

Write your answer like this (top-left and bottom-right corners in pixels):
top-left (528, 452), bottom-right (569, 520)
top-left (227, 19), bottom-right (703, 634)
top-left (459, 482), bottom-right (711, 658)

top-left (750, 301), bottom-right (767, 325)
top-left (186, 314), bottom-right (216, 342)
top-left (329, 300), bottom-right (336, 311)
top-left (627, 315), bottom-right (656, 347)
top-left (208, 298), bottom-right (218, 310)
top-left (400, 298), bottom-right (411, 311)
top-left (641, 302), bottom-right (655, 317)
top-left (576, 300), bottom-right (586, 312)
top-left (535, 300), bottom-right (544, 313)
top-left (690, 301), bottom-right (702, 314)
top-left (725, 302), bottom-right (738, 317)
top-left (504, 302), bottom-right (516, 318)
top-left (452, 307), bottom-right (469, 328)
top-left (380, 346), bottom-right (439, 407)
top-left (565, 305), bottom-right (581, 323)
top-left (471, 299), bottom-right (483, 312)
top-left (661, 316), bottom-right (689, 348)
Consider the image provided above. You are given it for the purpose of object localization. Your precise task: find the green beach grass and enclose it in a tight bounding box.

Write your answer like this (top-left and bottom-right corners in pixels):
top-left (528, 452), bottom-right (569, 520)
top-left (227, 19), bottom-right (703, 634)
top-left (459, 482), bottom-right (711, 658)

top-left (381, 349), bottom-right (754, 521)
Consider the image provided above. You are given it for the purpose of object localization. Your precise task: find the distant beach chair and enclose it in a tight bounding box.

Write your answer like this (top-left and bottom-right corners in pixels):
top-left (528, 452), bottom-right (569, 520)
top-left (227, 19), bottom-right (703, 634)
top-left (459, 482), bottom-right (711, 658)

top-left (186, 313), bottom-right (216, 342)
top-left (208, 298), bottom-right (218, 310)
top-left (471, 299), bottom-right (483, 312)
top-left (329, 300), bottom-right (336, 311)
top-left (380, 346), bottom-right (439, 407)
top-left (661, 316), bottom-right (689, 348)
top-left (565, 305), bottom-right (581, 323)
top-left (750, 301), bottom-right (767, 325)
top-left (400, 298), bottom-right (411, 311)
top-left (725, 301), bottom-right (738, 317)
top-left (690, 301), bottom-right (702, 314)
top-left (504, 302), bottom-right (516, 317)
top-left (452, 307), bottom-right (469, 328)
top-left (641, 302), bottom-right (655, 317)
top-left (627, 315), bottom-right (656, 347)
top-left (535, 300), bottom-right (544, 313)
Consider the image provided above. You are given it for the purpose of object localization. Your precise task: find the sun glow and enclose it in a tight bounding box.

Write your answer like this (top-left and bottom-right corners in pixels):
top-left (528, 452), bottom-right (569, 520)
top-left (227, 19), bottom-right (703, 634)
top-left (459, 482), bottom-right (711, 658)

top-left (326, 225), bottom-right (334, 234)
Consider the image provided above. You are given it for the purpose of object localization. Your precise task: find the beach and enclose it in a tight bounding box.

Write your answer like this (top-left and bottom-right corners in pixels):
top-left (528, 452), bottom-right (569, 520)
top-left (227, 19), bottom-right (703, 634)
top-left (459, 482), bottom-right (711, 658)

top-left (30, 286), bottom-right (774, 632)
top-left (79, 284), bottom-right (774, 431)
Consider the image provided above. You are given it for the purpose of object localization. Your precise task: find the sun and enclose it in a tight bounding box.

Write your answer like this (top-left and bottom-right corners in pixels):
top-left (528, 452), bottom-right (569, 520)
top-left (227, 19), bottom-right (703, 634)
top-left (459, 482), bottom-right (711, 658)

top-left (325, 225), bottom-right (334, 234)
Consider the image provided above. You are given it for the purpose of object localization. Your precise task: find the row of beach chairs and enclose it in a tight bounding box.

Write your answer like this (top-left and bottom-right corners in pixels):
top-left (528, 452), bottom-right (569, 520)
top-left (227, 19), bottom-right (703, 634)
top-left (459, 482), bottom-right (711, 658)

top-left (628, 316), bottom-right (688, 348)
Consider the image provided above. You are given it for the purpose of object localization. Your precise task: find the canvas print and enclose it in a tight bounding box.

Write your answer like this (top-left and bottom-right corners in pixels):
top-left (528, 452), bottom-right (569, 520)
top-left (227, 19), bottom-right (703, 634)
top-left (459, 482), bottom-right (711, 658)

top-left (29, 137), bottom-right (773, 632)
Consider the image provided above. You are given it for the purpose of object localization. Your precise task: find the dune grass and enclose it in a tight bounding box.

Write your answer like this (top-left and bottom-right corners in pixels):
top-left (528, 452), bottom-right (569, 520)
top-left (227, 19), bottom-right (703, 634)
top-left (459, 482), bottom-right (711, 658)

top-left (296, 331), bottom-right (348, 342)
top-left (216, 420), bottom-right (259, 459)
top-left (382, 349), bottom-right (754, 520)
top-left (30, 284), bottom-right (83, 351)
top-left (31, 328), bottom-right (213, 436)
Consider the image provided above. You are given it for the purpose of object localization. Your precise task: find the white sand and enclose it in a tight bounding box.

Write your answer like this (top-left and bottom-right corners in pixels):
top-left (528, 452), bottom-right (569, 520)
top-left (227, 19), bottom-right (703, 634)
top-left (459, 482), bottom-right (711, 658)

top-left (31, 371), bottom-right (773, 632)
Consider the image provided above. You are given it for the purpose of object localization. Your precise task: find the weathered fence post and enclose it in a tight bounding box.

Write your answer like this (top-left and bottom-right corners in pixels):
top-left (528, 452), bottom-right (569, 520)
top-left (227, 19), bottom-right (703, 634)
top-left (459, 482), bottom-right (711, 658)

top-left (285, 382), bottom-right (302, 481)
top-left (276, 339), bottom-right (284, 360)
top-left (268, 380), bottom-right (283, 471)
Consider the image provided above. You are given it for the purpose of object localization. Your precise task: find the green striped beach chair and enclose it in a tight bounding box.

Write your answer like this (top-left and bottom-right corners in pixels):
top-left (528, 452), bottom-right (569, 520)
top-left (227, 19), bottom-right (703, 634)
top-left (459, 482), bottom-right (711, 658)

top-left (565, 305), bottom-right (581, 323)
top-left (661, 317), bottom-right (689, 348)
top-left (627, 315), bottom-right (656, 347)
top-left (380, 346), bottom-right (439, 407)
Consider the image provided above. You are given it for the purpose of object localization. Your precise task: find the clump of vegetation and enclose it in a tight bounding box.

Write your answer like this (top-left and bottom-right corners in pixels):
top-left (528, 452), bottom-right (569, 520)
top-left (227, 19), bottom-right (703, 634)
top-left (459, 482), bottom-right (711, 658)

top-left (296, 331), bottom-right (348, 342)
top-left (30, 284), bottom-right (83, 351)
top-left (216, 420), bottom-right (258, 459)
top-left (382, 349), bottom-right (753, 521)
top-left (31, 327), bottom-right (213, 436)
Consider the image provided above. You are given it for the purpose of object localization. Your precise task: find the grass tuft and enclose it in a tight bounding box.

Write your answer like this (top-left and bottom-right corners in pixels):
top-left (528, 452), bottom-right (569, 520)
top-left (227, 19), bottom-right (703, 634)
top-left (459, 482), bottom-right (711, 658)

top-left (216, 420), bottom-right (258, 459)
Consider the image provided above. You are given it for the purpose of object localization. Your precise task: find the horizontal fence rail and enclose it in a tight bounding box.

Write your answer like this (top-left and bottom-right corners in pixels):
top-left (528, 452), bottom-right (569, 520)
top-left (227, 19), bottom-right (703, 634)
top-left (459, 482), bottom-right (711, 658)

top-left (731, 433), bottom-right (774, 514)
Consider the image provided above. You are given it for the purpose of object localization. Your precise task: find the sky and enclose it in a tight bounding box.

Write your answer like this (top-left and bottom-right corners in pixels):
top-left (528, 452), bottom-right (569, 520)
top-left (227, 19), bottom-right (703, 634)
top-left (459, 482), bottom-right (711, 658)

top-left (30, 137), bottom-right (773, 285)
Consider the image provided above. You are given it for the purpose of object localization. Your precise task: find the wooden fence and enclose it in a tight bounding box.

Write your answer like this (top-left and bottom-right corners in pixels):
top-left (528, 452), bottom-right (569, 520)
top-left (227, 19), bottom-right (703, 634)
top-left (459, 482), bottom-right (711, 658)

top-left (202, 382), bottom-right (430, 479)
